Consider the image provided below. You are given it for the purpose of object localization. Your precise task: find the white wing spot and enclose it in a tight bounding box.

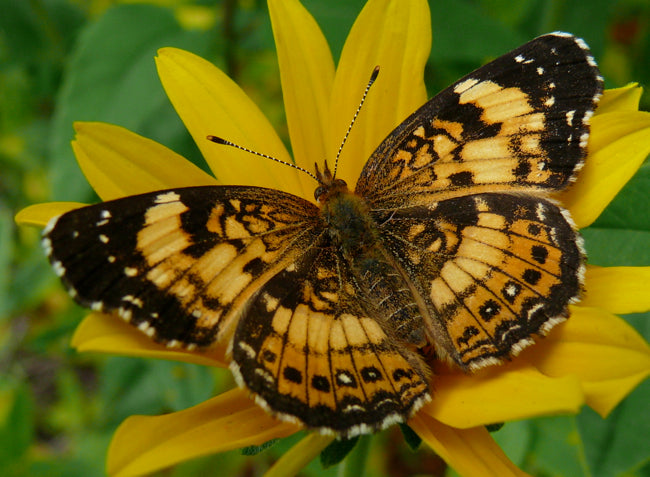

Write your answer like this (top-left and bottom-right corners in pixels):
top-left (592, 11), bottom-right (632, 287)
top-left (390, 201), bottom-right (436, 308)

top-left (514, 54), bottom-right (525, 63)
top-left (526, 303), bottom-right (545, 321)
top-left (118, 307), bottom-right (133, 321)
top-left (123, 295), bottom-right (144, 308)
top-left (96, 210), bottom-right (111, 227)
top-left (99, 234), bottom-right (109, 243)
top-left (544, 96), bottom-right (555, 107)
top-left (238, 341), bottom-right (257, 359)
top-left (43, 215), bottom-right (60, 235)
top-left (536, 66), bottom-right (544, 75)
top-left (124, 267), bottom-right (138, 277)
top-left (254, 367), bottom-right (274, 384)
top-left (536, 203), bottom-right (547, 221)
top-left (504, 283), bottom-right (518, 297)
top-left (566, 110), bottom-right (575, 126)
top-left (42, 237), bottom-right (52, 256)
top-left (53, 261), bottom-right (65, 277)
top-left (90, 301), bottom-right (104, 312)
top-left (107, 256), bottom-right (116, 263)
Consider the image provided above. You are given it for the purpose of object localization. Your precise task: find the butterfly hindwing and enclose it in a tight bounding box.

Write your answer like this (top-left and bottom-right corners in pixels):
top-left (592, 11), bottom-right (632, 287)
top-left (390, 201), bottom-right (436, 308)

top-left (376, 192), bottom-right (583, 369)
top-left (356, 33), bottom-right (603, 208)
top-left (231, 245), bottom-right (430, 437)
top-left (44, 186), bottom-right (321, 348)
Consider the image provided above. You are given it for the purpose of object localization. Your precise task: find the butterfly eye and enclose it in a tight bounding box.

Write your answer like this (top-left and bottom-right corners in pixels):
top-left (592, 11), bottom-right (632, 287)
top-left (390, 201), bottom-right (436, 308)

top-left (314, 185), bottom-right (326, 202)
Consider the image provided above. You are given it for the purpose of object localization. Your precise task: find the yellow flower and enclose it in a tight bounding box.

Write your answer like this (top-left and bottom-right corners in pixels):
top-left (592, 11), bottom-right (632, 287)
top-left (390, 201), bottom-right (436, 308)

top-left (15, 0), bottom-right (650, 476)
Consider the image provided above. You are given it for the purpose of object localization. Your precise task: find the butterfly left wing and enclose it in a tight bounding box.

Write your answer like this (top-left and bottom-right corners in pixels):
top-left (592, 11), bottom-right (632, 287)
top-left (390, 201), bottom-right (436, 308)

top-left (375, 193), bottom-right (583, 370)
top-left (43, 186), bottom-right (321, 348)
top-left (231, 244), bottom-right (430, 437)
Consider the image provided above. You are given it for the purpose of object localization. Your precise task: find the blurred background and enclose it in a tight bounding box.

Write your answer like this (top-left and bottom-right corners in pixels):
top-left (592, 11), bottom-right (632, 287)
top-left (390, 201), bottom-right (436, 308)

top-left (1, 0), bottom-right (649, 475)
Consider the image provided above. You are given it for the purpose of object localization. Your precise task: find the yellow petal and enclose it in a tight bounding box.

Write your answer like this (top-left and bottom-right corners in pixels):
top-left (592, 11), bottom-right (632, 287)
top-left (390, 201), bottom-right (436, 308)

top-left (330, 0), bottom-right (431, 185)
top-left (264, 433), bottom-right (334, 477)
top-left (410, 414), bottom-right (530, 477)
top-left (581, 374), bottom-right (648, 417)
top-left (72, 313), bottom-right (227, 368)
top-left (15, 202), bottom-right (87, 227)
top-left (269, 0), bottom-right (335, 197)
top-left (73, 122), bottom-right (217, 201)
top-left (596, 84), bottom-right (642, 114)
top-left (423, 362), bottom-right (583, 428)
top-left (559, 111), bottom-right (650, 228)
top-left (155, 48), bottom-right (306, 198)
top-left (582, 265), bottom-right (650, 314)
top-left (524, 306), bottom-right (650, 416)
top-left (107, 388), bottom-right (300, 477)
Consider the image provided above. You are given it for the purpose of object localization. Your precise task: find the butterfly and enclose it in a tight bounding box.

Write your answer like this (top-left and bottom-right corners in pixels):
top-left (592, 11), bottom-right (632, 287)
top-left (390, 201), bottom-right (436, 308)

top-left (43, 33), bottom-right (603, 438)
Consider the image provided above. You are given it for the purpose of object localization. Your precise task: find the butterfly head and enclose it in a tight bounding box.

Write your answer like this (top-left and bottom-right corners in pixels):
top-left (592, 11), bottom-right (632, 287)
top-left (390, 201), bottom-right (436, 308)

top-left (314, 161), bottom-right (349, 203)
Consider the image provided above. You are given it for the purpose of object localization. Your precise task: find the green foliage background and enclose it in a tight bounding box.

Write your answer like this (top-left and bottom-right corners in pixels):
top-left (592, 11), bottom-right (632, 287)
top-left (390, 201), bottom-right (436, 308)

top-left (1, 0), bottom-right (649, 476)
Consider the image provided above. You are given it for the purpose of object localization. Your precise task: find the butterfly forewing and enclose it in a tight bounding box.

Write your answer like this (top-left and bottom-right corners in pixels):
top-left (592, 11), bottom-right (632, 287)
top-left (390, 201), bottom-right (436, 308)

top-left (356, 33), bottom-right (603, 208)
top-left (44, 186), bottom-right (321, 347)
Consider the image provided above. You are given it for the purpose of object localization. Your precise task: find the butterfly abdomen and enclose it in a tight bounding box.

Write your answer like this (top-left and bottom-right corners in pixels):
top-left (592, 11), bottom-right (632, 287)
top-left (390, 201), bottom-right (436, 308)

top-left (320, 190), bottom-right (426, 346)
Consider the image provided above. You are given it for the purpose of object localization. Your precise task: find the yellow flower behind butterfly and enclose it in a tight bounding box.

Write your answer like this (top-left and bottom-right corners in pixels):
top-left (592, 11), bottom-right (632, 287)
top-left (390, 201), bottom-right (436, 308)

top-left (16, 0), bottom-right (650, 475)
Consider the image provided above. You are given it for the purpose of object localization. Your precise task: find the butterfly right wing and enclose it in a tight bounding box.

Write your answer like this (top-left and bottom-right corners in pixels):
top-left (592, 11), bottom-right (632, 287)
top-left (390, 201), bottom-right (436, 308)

top-left (356, 33), bottom-right (603, 208)
top-left (43, 186), bottom-right (321, 349)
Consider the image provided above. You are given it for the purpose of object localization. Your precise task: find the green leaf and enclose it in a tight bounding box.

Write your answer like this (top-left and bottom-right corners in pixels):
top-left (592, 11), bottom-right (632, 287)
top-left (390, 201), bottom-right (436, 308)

top-left (399, 423), bottom-right (422, 451)
top-left (582, 228), bottom-right (650, 267)
top-left (320, 436), bottom-right (359, 469)
top-left (0, 206), bottom-right (11, 318)
top-left (526, 416), bottom-right (589, 477)
top-left (0, 379), bottom-right (35, 468)
top-left (430, 0), bottom-right (525, 63)
top-left (492, 420), bottom-right (533, 467)
top-left (579, 379), bottom-right (650, 477)
top-left (48, 4), bottom-right (212, 202)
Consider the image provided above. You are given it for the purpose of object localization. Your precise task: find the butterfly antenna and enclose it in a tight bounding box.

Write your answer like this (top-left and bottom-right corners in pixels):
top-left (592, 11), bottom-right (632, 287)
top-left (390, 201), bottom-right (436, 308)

top-left (333, 65), bottom-right (380, 178)
top-left (207, 135), bottom-right (319, 181)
